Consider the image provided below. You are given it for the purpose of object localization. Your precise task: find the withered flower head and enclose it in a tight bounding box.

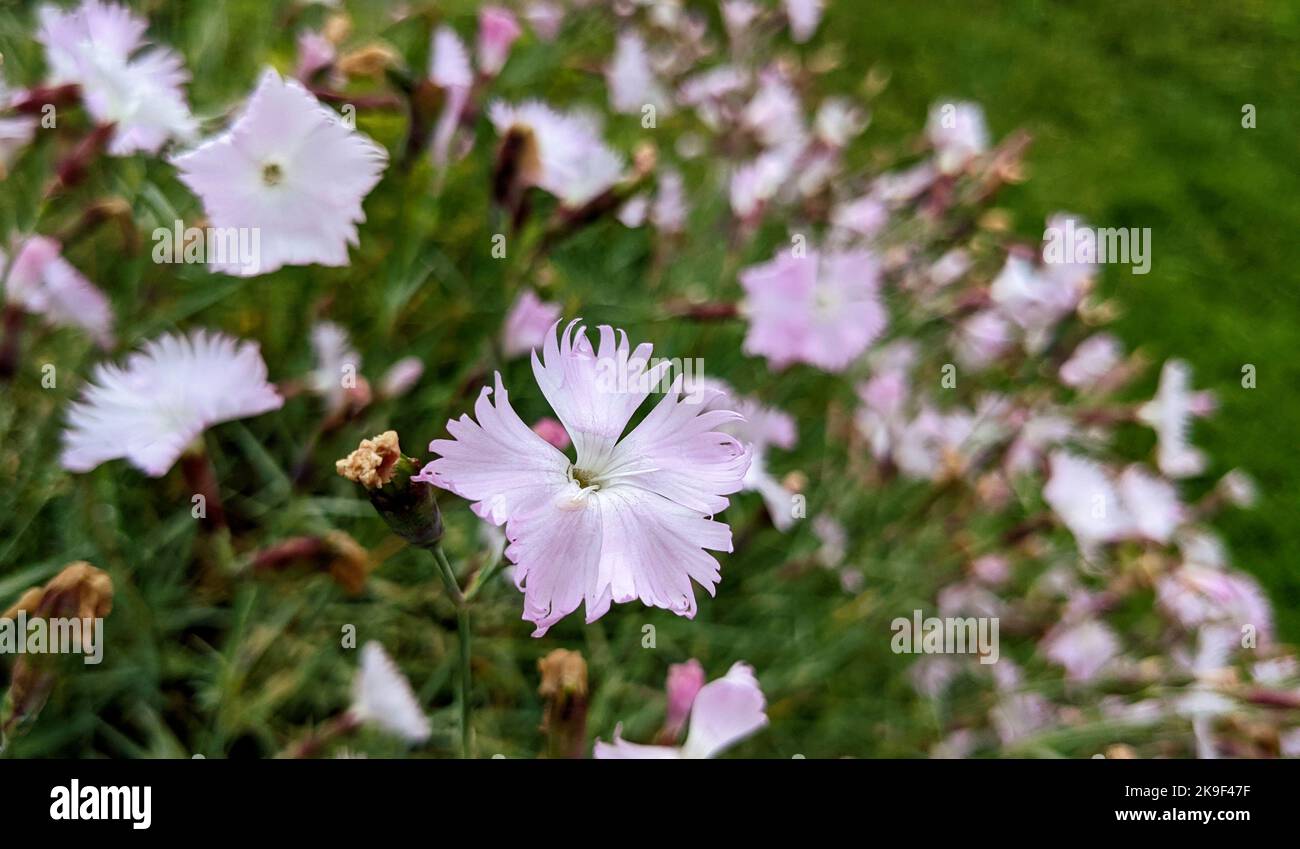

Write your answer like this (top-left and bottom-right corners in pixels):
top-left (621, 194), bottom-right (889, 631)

top-left (336, 430), bottom-right (402, 490)
top-left (538, 649), bottom-right (588, 699)
top-left (337, 431), bottom-right (443, 549)
top-left (537, 649), bottom-right (588, 759)
top-left (336, 44), bottom-right (400, 79)
top-left (3, 561), bottom-right (113, 622)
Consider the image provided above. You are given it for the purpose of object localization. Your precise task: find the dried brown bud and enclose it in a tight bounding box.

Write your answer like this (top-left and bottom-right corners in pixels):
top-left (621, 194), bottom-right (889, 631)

top-left (338, 431), bottom-right (443, 549)
top-left (325, 531), bottom-right (374, 596)
top-left (538, 649), bottom-right (588, 700)
top-left (4, 561), bottom-right (113, 622)
top-left (337, 44), bottom-right (400, 79)
top-left (336, 430), bottom-right (402, 490)
top-left (538, 649), bottom-right (588, 759)
top-left (323, 13), bottom-right (353, 45)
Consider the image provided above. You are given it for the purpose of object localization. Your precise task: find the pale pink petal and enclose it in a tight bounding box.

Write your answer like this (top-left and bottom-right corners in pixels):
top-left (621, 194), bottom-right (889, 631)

top-left (416, 372), bottom-right (570, 525)
top-left (680, 662), bottom-right (768, 758)
top-left (61, 329), bottom-right (282, 476)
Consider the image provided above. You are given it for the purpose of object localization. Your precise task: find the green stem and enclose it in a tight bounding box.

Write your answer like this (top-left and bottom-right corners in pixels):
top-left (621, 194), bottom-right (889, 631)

top-left (430, 542), bottom-right (471, 757)
top-left (464, 553), bottom-right (506, 602)
top-left (457, 605), bottom-right (472, 759)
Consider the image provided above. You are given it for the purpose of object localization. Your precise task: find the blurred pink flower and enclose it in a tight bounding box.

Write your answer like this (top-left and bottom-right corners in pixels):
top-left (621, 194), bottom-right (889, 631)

top-left (925, 100), bottom-right (988, 173)
top-left (488, 100), bottom-right (624, 207)
top-left (0, 115), bottom-right (37, 174)
top-left (740, 246), bottom-right (887, 372)
top-left (688, 378), bottom-right (798, 530)
top-left (595, 662), bottom-right (767, 758)
top-left (308, 321), bottom-right (362, 415)
top-left (417, 321), bottom-right (751, 635)
top-left (477, 6), bottom-right (522, 77)
top-left (2, 236), bottom-right (113, 347)
top-left (1117, 464), bottom-right (1184, 544)
top-left (783, 0), bottom-right (824, 43)
top-left (990, 253), bottom-right (1083, 352)
top-left (294, 31), bottom-right (336, 81)
top-left (1042, 619), bottom-right (1120, 682)
top-left (524, 2), bottom-right (564, 41)
top-left (1043, 451), bottom-right (1130, 549)
top-left (531, 416), bottom-right (570, 450)
top-left (652, 168), bottom-right (687, 233)
top-left (954, 309), bottom-right (1013, 371)
top-left (664, 659), bottom-right (706, 740)
top-left (171, 69), bottom-right (387, 276)
top-left (1059, 333), bottom-right (1122, 389)
top-left (61, 329), bottom-right (282, 476)
top-left (502, 289), bottom-right (562, 359)
top-left (351, 642), bottom-right (430, 744)
top-left (429, 25), bottom-right (474, 167)
top-left (606, 31), bottom-right (671, 115)
top-left (37, 0), bottom-right (196, 156)
top-left (380, 356), bottom-right (424, 399)
top-left (1138, 360), bottom-right (1215, 478)
top-left (1157, 565), bottom-right (1273, 645)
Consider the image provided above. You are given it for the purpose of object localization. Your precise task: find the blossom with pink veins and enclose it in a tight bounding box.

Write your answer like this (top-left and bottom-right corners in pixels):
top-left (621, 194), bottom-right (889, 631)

top-left (501, 289), bottom-right (563, 359)
top-left (1, 236), bottom-right (114, 347)
top-left (171, 69), bottom-right (387, 276)
top-left (476, 6), bottom-right (522, 77)
top-left (1138, 359), bottom-right (1215, 478)
top-left (416, 321), bottom-right (751, 636)
top-left (37, 0), bottom-right (196, 156)
top-left (739, 246), bottom-right (887, 372)
top-left (61, 329), bottom-right (283, 476)
top-left (594, 662), bottom-right (767, 758)
top-left (487, 100), bottom-right (625, 208)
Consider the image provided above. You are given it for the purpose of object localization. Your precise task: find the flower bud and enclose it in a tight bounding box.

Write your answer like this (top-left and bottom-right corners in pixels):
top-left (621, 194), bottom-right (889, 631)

top-left (663, 659), bottom-right (705, 741)
top-left (337, 431), bottom-right (443, 549)
top-left (538, 649), bottom-right (588, 758)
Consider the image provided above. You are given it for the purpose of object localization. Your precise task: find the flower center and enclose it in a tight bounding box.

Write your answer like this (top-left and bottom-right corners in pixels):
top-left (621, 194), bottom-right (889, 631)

top-left (570, 466), bottom-right (600, 490)
top-left (261, 162), bottom-right (285, 187)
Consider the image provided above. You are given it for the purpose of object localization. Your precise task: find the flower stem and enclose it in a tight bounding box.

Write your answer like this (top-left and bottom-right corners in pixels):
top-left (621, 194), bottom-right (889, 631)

top-left (457, 605), bottom-right (472, 759)
top-left (430, 542), bottom-right (472, 758)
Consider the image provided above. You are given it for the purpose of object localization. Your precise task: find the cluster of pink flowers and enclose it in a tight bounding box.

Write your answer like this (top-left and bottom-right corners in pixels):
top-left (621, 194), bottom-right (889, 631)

top-left (2, 0), bottom-right (1294, 760)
